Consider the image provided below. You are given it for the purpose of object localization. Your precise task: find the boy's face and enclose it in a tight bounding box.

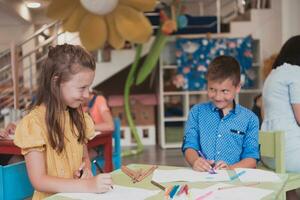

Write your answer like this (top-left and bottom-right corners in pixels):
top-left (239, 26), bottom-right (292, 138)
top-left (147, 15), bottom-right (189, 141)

top-left (207, 78), bottom-right (241, 111)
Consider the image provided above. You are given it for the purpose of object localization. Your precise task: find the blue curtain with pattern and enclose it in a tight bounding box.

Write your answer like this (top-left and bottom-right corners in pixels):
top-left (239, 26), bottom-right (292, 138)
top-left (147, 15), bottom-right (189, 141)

top-left (175, 36), bottom-right (254, 90)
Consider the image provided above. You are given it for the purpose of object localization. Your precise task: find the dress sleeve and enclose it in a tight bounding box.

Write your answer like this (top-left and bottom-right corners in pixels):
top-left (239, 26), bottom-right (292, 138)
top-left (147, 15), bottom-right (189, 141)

top-left (13, 114), bottom-right (46, 155)
top-left (84, 113), bottom-right (95, 140)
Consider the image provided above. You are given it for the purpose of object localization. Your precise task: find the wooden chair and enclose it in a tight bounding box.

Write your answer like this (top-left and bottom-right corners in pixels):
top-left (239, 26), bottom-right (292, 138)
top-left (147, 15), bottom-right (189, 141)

top-left (0, 161), bottom-right (34, 200)
top-left (259, 131), bottom-right (300, 200)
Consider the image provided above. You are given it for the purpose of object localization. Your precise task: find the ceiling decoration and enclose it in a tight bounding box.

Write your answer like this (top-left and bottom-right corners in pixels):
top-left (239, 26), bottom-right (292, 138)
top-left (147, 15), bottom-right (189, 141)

top-left (46, 0), bottom-right (156, 50)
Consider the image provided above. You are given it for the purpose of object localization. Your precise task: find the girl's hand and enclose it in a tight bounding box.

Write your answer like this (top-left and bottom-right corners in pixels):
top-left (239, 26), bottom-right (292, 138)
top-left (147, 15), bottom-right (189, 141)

top-left (192, 157), bottom-right (215, 172)
top-left (81, 166), bottom-right (93, 179)
top-left (91, 173), bottom-right (113, 193)
top-left (214, 161), bottom-right (230, 170)
top-left (74, 162), bottom-right (93, 179)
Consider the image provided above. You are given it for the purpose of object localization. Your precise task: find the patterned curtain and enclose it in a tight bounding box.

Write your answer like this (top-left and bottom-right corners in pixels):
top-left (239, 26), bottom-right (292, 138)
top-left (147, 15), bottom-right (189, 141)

top-left (175, 36), bottom-right (254, 90)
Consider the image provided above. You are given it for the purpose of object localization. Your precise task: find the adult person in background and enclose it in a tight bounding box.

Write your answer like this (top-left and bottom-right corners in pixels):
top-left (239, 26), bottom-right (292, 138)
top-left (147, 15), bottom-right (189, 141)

top-left (83, 90), bottom-right (114, 159)
top-left (261, 35), bottom-right (300, 200)
top-left (251, 53), bottom-right (277, 127)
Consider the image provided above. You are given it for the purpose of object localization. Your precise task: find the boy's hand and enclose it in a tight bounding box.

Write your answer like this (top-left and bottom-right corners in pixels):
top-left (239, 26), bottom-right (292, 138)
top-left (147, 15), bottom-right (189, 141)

top-left (214, 160), bottom-right (230, 170)
top-left (193, 157), bottom-right (215, 172)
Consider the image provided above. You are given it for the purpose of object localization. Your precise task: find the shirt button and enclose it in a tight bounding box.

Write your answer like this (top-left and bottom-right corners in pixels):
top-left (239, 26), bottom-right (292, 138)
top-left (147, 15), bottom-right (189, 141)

top-left (217, 151), bottom-right (220, 154)
top-left (218, 134), bottom-right (222, 138)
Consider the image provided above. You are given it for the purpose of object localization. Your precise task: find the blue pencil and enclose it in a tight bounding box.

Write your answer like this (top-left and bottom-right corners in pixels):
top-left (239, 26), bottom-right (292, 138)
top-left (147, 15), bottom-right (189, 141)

top-left (169, 185), bottom-right (180, 199)
top-left (230, 170), bottom-right (246, 181)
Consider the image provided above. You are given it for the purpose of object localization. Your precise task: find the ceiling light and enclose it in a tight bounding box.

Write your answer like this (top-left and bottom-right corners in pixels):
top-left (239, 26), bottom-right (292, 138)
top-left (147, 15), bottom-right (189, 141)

top-left (26, 2), bottom-right (41, 8)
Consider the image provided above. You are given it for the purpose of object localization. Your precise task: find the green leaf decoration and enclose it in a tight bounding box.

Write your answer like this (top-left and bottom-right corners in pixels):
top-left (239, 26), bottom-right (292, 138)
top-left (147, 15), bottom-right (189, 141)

top-left (135, 31), bottom-right (168, 85)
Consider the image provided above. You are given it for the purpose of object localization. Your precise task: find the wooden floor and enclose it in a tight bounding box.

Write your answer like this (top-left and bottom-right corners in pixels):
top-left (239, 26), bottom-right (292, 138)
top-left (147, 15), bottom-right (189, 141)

top-left (122, 145), bottom-right (189, 167)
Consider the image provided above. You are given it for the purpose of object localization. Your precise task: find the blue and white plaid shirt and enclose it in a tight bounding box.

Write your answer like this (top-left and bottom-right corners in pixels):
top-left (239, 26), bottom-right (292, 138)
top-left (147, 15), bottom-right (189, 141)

top-left (182, 101), bottom-right (259, 165)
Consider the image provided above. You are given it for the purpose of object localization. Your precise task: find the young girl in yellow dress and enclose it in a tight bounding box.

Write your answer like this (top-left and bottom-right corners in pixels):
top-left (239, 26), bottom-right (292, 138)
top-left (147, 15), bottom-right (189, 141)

top-left (14, 44), bottom-right (113, 200)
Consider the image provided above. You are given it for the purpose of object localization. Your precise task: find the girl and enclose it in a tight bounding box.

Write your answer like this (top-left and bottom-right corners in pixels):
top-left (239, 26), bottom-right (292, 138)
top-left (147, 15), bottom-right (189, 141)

top-left (13, 44), bottom-right (113, 200)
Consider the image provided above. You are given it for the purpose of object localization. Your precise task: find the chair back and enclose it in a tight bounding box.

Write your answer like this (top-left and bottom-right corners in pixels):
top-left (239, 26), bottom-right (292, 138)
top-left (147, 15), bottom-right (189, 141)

top-left (259, 131), bottom-right (285, 173)
top-left (0, 161), bottom-right (34, 200)
top-left (112, 117), bottom-right (121, 169)
top-left (91, 117), bottom-right (122, 173)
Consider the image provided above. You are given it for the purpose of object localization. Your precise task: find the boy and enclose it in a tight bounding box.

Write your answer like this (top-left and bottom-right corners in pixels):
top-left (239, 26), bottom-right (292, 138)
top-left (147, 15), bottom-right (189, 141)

top-left (182, 55), bottom-right (259, 172)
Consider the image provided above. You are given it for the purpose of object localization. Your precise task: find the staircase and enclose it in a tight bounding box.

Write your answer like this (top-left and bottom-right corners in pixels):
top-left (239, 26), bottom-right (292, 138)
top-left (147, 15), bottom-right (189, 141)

top-left (0, 21), bottom-right (60, 111)
top-left (92, 38), bottom-right (154, 88)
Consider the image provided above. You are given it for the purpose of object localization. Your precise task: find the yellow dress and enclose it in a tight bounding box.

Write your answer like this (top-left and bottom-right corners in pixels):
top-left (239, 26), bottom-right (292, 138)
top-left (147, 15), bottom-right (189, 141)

top-left (14, 105), bottom-right (95, 200)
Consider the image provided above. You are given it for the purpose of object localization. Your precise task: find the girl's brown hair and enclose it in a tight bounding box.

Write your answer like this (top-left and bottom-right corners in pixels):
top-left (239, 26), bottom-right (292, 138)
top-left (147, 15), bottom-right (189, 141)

top-left (32, 44), bottom-right (95, 153)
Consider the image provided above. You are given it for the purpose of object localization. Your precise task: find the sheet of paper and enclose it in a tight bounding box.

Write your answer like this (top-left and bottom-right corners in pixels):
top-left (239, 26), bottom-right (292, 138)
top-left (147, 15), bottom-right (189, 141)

top-left (234, 168), bottom-right (281, 182)
top-left (190, 183), bottom-right (274, 200)
top-left (54, 185), bottom-right (160, 200)
top-left (152, 169), bottom-right (230, 182)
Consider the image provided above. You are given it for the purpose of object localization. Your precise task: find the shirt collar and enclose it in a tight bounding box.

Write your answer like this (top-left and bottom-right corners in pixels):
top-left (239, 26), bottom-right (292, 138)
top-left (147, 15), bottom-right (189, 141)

top-left (209, 100), bottom-right (240, 115)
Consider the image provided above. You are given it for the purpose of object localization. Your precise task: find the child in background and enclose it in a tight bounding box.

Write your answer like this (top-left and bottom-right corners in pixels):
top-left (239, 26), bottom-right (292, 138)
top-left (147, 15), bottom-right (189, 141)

top-left (0, 123), bottom-right (16, 165)
top-left (84, 91), bottom-right (114, 132)
top-left (182, 55), bottom-right (259, 172)
top-left (0, 122), bottom-right (16, 139)
top-left (83, 91), bottom-right (114, 159)
top-left (13, 44), bottom-right (113, 200)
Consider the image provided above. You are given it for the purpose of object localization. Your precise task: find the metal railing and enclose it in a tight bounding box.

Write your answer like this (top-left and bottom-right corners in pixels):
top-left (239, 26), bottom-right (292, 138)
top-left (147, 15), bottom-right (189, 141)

top-left (0, 21), bottom-right (62, 112)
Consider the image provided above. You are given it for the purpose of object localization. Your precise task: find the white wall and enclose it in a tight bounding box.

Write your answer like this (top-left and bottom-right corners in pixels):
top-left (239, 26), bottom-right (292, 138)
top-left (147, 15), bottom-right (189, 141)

top-left (281, 0), bottom-right (300, 44)
top-left (0, 10), bottom-right (34, 52)
top-left (226, 0), bottom-right (282, 61)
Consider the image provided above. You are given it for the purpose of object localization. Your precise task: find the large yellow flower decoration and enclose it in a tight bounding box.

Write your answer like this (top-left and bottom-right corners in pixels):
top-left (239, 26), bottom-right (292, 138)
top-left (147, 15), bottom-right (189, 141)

top-left (47, 0), bottom-right (156, 51)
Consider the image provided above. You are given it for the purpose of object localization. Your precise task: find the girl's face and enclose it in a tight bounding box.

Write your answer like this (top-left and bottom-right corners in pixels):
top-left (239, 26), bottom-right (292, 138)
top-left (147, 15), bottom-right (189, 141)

top-left (60, 68), bottom-right (95, 108)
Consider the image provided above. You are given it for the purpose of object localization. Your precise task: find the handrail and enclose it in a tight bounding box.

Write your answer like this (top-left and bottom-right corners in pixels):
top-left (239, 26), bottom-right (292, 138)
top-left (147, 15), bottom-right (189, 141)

top-left (19, 34), bottom-right (59, 61)
top-left (0, 64), bottom-right (11, 74)
top-left (21, 54), bottom-right (47, 72)
top-left (0, 49), bottom-right (10, 58)
top-left (0, 29), bottom-right (63, 76)
top-left (0, 21), bottom-right (59, 58)
top-left (0, 20), bottom-right (63, 111)
top-left (19, 21), bottom-right (60, 46)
